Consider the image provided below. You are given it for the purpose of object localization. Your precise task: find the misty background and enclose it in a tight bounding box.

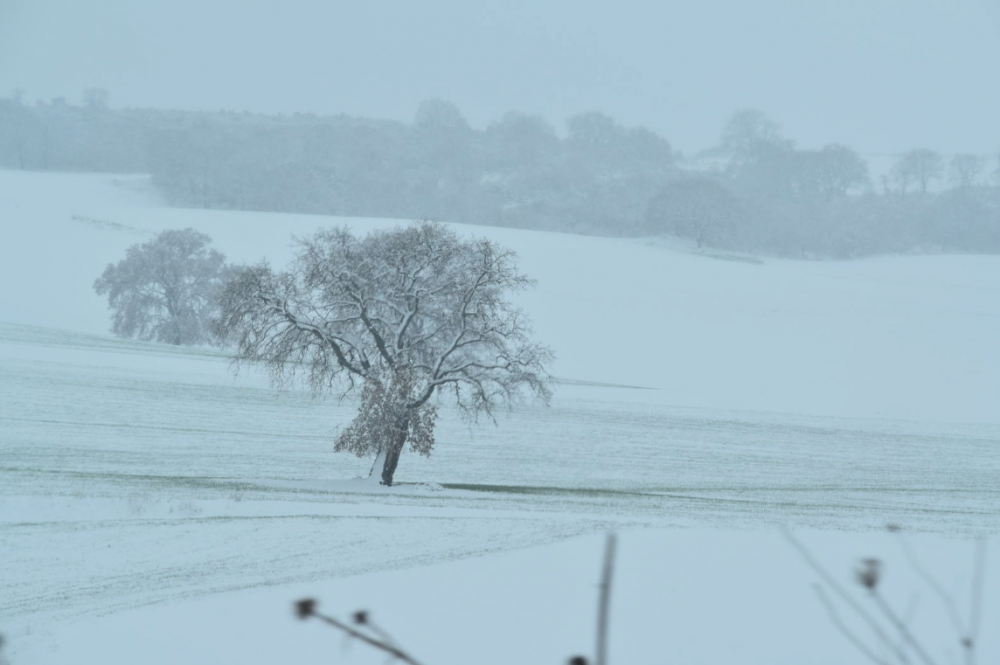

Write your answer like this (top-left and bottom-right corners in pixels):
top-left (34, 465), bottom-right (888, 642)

top-left (1, 0), bottom-right (998, 256)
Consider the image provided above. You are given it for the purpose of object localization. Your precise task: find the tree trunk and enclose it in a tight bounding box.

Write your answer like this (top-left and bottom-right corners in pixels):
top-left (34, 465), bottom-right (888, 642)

top-left (380, 414), bottom-right (410, 487)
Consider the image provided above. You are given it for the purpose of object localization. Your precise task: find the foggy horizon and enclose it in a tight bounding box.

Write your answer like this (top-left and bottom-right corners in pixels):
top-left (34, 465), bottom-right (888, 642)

top-left (2, 0), bottom-right (999, 156)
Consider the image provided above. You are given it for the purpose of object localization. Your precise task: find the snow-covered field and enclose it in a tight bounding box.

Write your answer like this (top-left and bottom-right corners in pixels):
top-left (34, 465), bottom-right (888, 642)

top-left (1, 170), bottom-right (998, 664)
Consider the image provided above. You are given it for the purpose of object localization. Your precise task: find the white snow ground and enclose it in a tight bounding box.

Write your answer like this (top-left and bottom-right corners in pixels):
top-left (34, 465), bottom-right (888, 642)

top-left (0, 170), bottom-right (998, 664)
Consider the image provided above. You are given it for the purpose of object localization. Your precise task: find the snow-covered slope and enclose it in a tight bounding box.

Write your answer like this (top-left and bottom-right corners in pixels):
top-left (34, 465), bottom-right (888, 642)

top-left (11, 530), bottom-right (1000, 665)
top-left (1, 169), bottom-right (998, 423)
top-left (1, 171), bottom-right (998, 665)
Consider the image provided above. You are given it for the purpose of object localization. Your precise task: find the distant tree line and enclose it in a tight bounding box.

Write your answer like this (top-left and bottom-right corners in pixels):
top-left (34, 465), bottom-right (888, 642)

top-left (659, 110), bottom-right (1000, 257)
top-left (2, 90), bottom-right (998, 257)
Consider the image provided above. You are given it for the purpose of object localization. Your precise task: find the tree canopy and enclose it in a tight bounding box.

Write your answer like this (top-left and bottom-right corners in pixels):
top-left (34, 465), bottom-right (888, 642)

top-left (94, 228), bottom-right (229, 345)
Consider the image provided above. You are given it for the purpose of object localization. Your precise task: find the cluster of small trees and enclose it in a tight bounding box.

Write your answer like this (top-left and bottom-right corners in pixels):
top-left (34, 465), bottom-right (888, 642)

top-left (0, 89), bottom-right (149, 172)
top-left (144, 102), bottom-right (676, 236)
top-left (645, 110), bottom-right (1000, 257)
top-left (5, 92), bottom-right (999, 257)
top-left (95, 223), bottom-right (552, 486)
top-left (0, 92), bottom-right (674, 236)
top-left (884, 149), bottom-right (995, 195)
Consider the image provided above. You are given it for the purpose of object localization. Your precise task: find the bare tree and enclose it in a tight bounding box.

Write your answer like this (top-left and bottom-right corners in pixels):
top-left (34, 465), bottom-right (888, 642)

top-left (949, 154), bottom-right (986, 190)
top-left (718, 109), bottom-right (793, 164)
top-left (94, 228), bottom-right (230, 345)
top-left (888, 162), bottom-right (914, 196)
top-left (82, 87), bottom-right (110, 110)
top-left (892, 149), bottom-right (945, 195)
top-left (814, 144), bottom-right (871, 200)
top-left (219, 222), bottom-right (553, 486)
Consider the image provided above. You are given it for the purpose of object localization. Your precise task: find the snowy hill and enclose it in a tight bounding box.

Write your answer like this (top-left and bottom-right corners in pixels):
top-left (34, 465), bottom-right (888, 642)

top-left (1, 170), bottom-right (998, 665)
top-left (2, 169), bottom-right (998, 424)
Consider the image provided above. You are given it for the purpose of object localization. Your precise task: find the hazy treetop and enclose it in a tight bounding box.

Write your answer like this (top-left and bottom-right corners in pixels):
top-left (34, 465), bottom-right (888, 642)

top-left (1, 0), bottom-right (998, 154)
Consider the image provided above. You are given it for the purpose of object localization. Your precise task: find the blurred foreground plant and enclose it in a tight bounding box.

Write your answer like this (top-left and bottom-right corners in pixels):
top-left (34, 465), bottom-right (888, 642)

top-left (295, 533), bottom-right (617, 665)
top-left (783, 526), bottom-right (988, 665)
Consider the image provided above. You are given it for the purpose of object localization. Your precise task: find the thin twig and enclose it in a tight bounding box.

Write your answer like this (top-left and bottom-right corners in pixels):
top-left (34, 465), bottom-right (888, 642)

top-left (812, 584), bottom-right (894, 665)
top-left (894, 533), bottom-right (967, 639)
top-left (870, 591), bottom-right (939, 665)
top-left (781, 527), bottom-right (910, 664)
top-left (367, 617), bottom-right (401, 650)
top-left (896, 594), bottom-right (922, 663)
top-left (968, 539), bottom-right (988, 663)
top-left (317, 613), bottom-right (424, 665)
top-left (596, 533), bottom-right (617, 665)
top-left (297, 600), bottom-right (427, 665)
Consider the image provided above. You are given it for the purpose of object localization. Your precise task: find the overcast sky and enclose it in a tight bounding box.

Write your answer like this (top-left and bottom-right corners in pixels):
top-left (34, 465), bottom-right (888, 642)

top-left (1, 0), bottom-right (998, 155)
